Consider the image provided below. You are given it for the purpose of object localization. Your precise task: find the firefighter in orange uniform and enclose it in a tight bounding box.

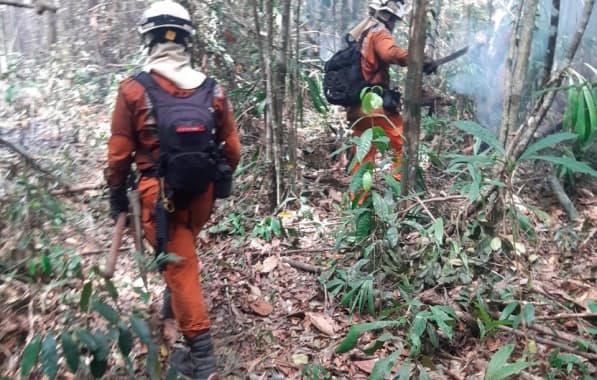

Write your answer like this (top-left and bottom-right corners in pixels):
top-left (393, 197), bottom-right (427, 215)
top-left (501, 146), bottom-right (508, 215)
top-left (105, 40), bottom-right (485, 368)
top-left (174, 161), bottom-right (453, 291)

top-left (105, 1), bottom-right (240, 379)
top-left (348, 0), bottom-right (435, 202)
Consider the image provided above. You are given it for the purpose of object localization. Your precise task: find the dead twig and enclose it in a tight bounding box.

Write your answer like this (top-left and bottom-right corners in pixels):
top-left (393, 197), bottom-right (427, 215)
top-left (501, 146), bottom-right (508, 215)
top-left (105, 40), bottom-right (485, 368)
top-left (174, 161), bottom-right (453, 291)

top-left (414, 194), bottom-right (437, 222)
top-left (50, 184), bottom-right (103, 196)
top-left (281, 257), bottom-right (324, 274)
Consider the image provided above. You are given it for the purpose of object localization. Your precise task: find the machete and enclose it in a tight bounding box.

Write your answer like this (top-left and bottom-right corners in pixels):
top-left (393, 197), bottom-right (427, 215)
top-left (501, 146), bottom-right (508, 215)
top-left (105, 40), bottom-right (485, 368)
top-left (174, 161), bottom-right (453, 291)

top-left (433, 46), bottom-right (469, 67)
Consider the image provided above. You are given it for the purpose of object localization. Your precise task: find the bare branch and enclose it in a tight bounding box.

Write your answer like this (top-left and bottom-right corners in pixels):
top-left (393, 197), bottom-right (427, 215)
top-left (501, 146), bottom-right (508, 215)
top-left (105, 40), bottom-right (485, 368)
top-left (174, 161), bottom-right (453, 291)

top-left (0, 0), bottom-right (57, 14)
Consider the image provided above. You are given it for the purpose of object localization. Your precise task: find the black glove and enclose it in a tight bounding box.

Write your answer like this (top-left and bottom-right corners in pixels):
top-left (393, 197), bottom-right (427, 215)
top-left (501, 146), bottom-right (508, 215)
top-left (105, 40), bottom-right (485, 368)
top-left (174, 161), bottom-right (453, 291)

top-left (109, 185), bottom-right (128, 220)
top-left (422, 56), bottom-right (438, 75)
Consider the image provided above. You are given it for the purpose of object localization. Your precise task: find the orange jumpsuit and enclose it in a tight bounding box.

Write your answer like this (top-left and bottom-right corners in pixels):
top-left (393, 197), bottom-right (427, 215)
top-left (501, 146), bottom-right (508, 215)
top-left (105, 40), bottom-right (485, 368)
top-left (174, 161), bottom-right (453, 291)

top-left (347, 24), bottom-right (408, 179)
top-left (106, 72), bottom-right (241, 338)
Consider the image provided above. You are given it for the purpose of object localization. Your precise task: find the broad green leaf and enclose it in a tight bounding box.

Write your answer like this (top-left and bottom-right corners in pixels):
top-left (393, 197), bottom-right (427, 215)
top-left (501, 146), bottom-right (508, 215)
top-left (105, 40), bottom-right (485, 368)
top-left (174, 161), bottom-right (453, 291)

top-left (485, 344), bottom-right (530, 380)
top-left (486, 344), bottom-right (514, 379)
top-left (305, 74), bottom-right (328, 114)
top-left (165, 367), bottom-right (179, 380)
top-left (453, 120), bottom-right (505, 155)
top-left (395, 361), bottom-right (412, 380)
top-left (355, 211), bottom-right (372, 241)
top-left (370, 350), bottom-right (401, 380)
top-left (381, 173), bottom-right (401, 194)
top-left (336, 321), bottom-right (403, 353)
top-left (433, 218), bottom-right (444, 245)
top-left (118, 325), bottom-right (134, 357)
top-left (527, 155), bottom-right (597, 176)
top-left (372, 191), bottom-right (389, 220)
top-left (362, 171), bottom-right (373, 192)
top-left (40, 334), bottom-right (58, 380)
top-left (499, 303), bottom-right (518, 321)
top-left (103, 278), bottom-right (119, 302)
top-left (61, 332), bottom-right (79, 373)
top-left (576, 91), bottom-right (587, 142)
top-left (518, 132), bottom-right (578, 161)
top-left (387, 227), bottom-right (399, 248)
top-left (362, 91), bottom-right (383, 114)
top-left (430, 306), bottom-right (454, 339)
top-left (89, 356), bottom-right (107, 379)
top-left (588, 301), bottom-right (597, 312)
top-left (21, 335), bottom-right (42, 377)
top-left (92, 332), bottom-right (110, 362)
top-left (131, 316), bottom-right (152, 345)
top-left (523, 303), bottom-right (535, 326)
top-left (40, 254), bottom-right (52, 275)
top-left (80, 281), bottom-right (92, 312)
top-left (76, 329), bottom-right (97, 351)
top-left (146, 345), bottom-right (161, 380)
top-left (487, 362), bottom-right (532, 380)
top-left (581, 85), bottom-right (596, 143)
top-left (92, 301), bottom-right (119, 325)
top-left (356, 128), bottom-right (373, 163)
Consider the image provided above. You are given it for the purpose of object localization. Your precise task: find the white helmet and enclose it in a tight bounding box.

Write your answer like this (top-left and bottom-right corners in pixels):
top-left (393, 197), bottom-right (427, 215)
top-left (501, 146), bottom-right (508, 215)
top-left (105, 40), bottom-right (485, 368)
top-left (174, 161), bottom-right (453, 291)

top-left (138, 1), bottom-right (194, 37)
top-left (369, 0), bottom-right (408, 21)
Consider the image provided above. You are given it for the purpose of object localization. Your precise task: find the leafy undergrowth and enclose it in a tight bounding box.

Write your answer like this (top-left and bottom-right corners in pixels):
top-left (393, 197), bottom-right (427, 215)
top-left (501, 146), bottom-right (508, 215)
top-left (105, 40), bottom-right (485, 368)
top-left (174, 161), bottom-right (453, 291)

top-left (1, 63), bottom-right (597, 380)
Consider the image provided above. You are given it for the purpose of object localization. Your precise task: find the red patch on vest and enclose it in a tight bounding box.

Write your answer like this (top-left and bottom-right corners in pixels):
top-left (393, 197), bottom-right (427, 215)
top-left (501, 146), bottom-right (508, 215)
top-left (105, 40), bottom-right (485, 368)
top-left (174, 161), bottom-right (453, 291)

top-left (176, 125), bottom-right (206, 133)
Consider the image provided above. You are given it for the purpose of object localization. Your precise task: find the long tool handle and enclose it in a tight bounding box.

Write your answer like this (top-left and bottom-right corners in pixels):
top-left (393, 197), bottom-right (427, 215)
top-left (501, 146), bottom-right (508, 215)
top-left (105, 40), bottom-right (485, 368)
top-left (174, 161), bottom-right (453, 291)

top-left (128, 190), bottom-right (144, 254)
top-left (103, 212), bottom-right (127, 278)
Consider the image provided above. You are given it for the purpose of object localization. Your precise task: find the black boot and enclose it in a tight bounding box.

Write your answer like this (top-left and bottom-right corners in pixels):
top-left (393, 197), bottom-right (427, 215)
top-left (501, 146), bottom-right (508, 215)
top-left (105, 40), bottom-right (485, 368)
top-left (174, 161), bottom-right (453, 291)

top-left (161, 287), bottom-right (174, 319)
top-left (170, 331), bottom-right (218, 380)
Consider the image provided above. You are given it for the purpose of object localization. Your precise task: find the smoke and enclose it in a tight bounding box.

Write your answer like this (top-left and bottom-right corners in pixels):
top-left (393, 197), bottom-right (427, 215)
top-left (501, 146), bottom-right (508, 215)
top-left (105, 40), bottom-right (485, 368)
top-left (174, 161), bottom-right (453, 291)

top-left (445, 0), bottom-right (597, 132)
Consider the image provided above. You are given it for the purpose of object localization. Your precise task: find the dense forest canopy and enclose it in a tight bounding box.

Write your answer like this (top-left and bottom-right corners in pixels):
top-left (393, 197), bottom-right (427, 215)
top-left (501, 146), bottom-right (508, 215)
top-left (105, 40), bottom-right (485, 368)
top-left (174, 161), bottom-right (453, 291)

top-left (0, 0), bottom-right (596, 379)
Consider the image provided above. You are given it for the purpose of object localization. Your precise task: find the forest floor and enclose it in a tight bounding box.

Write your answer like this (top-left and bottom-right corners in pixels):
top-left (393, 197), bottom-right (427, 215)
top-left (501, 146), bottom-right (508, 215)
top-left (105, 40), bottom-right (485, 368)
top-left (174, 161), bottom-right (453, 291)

top-left (1, 81), bottom-right (596, 380)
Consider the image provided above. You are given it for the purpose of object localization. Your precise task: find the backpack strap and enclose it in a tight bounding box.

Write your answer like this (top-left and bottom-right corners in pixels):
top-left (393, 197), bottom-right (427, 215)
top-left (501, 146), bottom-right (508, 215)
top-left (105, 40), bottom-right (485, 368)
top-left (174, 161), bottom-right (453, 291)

top-left (355, 27), bottom-right (382, 85)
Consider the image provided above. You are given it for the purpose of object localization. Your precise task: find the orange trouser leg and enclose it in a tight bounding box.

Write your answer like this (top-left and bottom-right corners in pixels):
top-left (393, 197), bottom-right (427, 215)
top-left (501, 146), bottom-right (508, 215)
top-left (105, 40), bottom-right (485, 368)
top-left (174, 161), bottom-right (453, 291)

top-left (348, 109), bottom-right (404, 201)
top-left (138, 177), bottom-right (215, 338)
top-left (164, 226), bottom-right (210, 336)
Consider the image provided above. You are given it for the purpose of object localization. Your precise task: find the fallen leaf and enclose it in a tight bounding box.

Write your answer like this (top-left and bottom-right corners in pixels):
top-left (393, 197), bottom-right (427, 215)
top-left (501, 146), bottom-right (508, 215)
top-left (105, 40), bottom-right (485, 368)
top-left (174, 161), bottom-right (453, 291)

top-left (354, 359), bottom-right (376, 374)
top-left (261, 256), bottom-right (278, 273)
top-left (250, 301), bottom-right (273, 317)
top-left (306, 312), bottom-right (335, 336)
top-left (291, 353), bottom-right (309, 365)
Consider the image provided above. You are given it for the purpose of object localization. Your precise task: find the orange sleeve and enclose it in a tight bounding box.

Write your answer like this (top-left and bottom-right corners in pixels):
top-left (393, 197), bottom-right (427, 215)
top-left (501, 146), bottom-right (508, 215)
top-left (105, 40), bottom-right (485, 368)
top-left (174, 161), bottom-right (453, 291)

top-left (372, 29), bottom-right (408, 66)
top-left (212, 84), bottom-right (241, 171)
top-left (106, 83), bottom-right (136, 187)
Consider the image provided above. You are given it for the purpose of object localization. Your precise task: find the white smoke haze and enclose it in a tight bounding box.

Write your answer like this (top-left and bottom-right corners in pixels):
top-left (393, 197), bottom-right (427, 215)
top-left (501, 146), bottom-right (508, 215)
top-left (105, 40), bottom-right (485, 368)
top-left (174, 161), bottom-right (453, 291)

top-left (446, 0), bottom-right (597, 132)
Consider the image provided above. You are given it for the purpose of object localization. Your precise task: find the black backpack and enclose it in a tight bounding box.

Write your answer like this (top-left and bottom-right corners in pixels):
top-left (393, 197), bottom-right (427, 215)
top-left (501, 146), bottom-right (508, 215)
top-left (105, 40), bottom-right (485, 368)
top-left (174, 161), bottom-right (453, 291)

top-left (135, 72), bottom-right (219, 195)
top-left (323, 31), bottom-right (373, 107)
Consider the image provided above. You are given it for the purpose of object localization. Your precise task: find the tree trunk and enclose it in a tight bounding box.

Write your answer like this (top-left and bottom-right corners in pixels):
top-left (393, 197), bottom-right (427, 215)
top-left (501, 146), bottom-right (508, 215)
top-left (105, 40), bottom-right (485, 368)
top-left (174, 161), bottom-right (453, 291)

top-left (401, 0), bottom-right (426, 199)
top-left (287, 0), bottom-right (301, 192)
top-left (46, 9), bottom-right (56, 46)
top-left (498, 0), bottom-right (538, 147)
top-left (541, 0), bottom-right (560, 86)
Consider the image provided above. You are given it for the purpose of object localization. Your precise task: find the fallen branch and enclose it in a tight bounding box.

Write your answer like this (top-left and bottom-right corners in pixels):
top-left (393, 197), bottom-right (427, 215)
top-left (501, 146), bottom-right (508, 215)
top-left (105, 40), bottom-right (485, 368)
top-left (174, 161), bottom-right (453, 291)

top-left (0, 137), bottom-right (54, 177)
top-left (536, 312), bottom-right (597, 321)
top-left (281, 257), bottom-right (324, 274)
top-left (498, 325), bottom-right (597, 361)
